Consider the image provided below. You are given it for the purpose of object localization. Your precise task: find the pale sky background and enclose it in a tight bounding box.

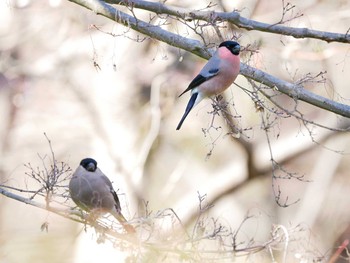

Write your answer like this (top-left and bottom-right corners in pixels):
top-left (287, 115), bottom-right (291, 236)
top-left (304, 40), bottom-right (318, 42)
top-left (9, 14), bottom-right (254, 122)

top-left (1, 0), bottom-right (350, 262)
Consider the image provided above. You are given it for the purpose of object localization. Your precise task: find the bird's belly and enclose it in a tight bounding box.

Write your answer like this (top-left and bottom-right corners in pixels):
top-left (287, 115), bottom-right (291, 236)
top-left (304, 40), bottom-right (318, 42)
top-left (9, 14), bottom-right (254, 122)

top-left (70, 176), bottom-right (115, 213)
top-left (199, 73), bottom-right (236, 96)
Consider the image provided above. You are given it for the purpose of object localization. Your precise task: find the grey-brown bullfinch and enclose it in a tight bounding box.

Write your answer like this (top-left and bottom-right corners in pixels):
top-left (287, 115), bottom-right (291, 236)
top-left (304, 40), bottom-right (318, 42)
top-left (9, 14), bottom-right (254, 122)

top-left (69, 158), bottom-right (135, 234)
top-left (176, 41), bottom-right (241, 130)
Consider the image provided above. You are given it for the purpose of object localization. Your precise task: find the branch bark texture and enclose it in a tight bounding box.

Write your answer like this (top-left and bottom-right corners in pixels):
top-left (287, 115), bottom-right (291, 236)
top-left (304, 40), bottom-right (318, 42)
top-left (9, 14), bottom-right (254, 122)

top-left (68, 0), bottom-right (350, 119)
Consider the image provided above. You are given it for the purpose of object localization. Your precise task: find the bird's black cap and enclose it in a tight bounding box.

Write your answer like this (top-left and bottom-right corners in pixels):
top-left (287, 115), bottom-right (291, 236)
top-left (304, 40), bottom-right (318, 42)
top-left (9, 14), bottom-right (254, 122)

top-left (219, 41), bottom-right (240, 55)
top-left (80, 158), bottom-right (97, 172)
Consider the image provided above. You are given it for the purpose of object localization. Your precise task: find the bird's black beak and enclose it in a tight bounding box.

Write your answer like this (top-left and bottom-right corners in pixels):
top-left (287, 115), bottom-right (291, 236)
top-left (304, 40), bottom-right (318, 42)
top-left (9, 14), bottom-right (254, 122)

top-left (232, 44), bottom-right (240, 55)
top-left (86, 163), bottom-right (96, 172)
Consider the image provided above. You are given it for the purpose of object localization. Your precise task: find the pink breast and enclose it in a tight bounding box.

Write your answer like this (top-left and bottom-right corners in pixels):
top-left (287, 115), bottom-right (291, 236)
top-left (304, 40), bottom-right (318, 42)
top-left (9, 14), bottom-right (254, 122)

top-left (200, 49), bottom-right (240, 96)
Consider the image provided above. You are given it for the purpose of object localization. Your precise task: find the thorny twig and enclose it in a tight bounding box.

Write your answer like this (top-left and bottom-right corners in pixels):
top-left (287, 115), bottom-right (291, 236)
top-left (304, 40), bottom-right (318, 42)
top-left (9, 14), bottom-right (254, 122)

top-left (75, 0), bottom-right (350, 120)
top-left (0, 159), bottom-right (321, 261)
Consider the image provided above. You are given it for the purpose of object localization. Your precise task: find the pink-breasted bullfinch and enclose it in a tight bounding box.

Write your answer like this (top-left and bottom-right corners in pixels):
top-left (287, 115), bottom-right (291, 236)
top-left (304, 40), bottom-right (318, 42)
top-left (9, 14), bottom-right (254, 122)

top-left (177, 41), bottom-right (241, 130)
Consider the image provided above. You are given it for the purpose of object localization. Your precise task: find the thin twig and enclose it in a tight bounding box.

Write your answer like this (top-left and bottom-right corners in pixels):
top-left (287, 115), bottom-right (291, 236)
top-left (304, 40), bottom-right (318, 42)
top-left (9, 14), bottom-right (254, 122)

top-left (108, 0), bottom-right (350, 43)
top-left (69, 0), bottom-right (350, 119)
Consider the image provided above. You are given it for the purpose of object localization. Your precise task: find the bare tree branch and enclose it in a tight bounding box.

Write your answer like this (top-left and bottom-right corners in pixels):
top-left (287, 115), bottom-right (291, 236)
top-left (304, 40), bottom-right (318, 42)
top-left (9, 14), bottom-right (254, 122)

top-left (68, 0), bottom-right (207, 57)
top-left (68, 0), bottom-right (350, 120)
top-left (0, 186), bottom-right (82, 222)
top-left (241, 63), bottom-right (350, 119)
top-left (108, 0), bottom-right (350, 44)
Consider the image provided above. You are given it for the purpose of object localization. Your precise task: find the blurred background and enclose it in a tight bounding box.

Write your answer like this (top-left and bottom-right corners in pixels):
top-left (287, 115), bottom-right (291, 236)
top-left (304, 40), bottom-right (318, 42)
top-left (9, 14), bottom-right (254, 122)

top-left (0, 0), bottom-right (350, 262)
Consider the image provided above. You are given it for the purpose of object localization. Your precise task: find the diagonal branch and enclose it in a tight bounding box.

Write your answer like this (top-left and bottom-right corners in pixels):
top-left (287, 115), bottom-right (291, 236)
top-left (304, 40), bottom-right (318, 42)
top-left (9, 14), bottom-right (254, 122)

top-left (108, 0), bottom-right (350, 44)
top-left (69, 0), bottom-right (207, 57)
top-left (0, 186), bottom-right (83, 222)
top-left (68, 0), bottom-right (350, 119)
top-left (0, 186), bottom-right (138, 242)
top-left (241, 64), bottom-right (350, 118)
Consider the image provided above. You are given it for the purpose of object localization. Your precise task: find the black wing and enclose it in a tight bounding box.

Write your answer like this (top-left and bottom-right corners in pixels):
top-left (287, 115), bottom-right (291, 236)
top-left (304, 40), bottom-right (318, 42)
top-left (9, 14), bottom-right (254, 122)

top-left (101, 175), bottom-right (122, 212)
top-left (111, 190), bottom-right (122, 212)
top-left (178, 68), bottom-right (219, 97)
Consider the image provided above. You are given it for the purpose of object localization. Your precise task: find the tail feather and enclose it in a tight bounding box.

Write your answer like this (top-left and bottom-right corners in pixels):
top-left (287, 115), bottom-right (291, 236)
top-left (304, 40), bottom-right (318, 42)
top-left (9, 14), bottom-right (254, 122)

top-left (176, 93), bottom-right (198, 130)
top-left (113, 211), bottom-right (136, 234)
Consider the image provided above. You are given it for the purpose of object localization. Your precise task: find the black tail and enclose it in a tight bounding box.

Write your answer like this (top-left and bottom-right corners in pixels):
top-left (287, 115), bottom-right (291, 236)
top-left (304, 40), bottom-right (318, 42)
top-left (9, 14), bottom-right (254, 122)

top-left (176, 93), bottom-right (198, 130)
